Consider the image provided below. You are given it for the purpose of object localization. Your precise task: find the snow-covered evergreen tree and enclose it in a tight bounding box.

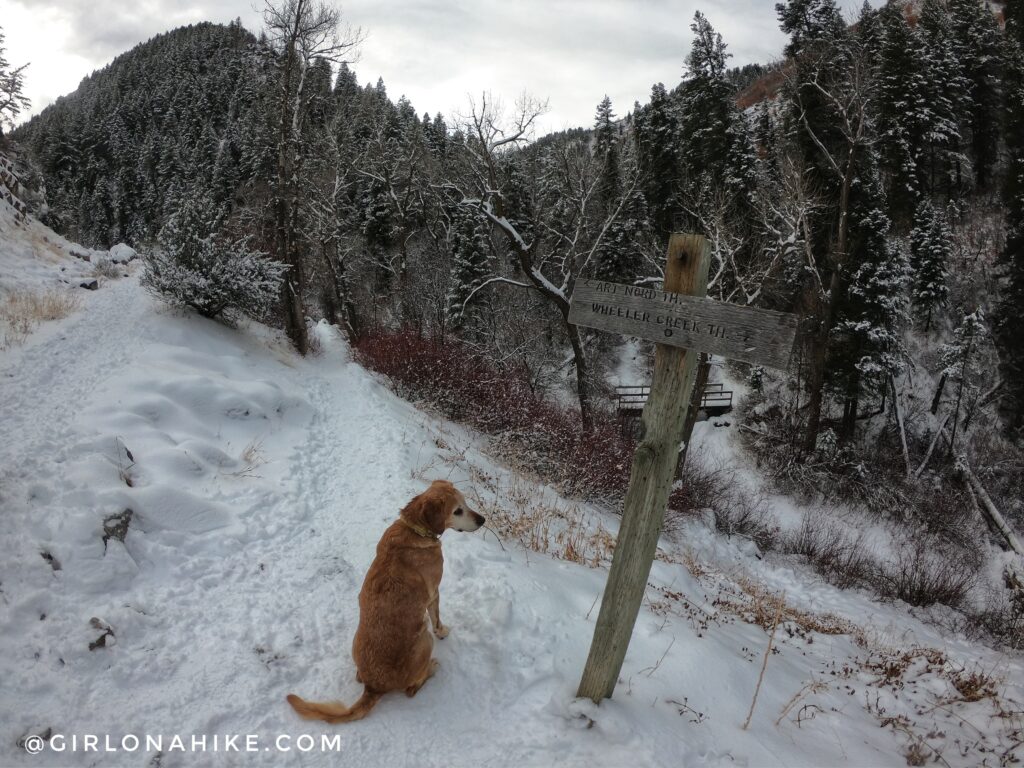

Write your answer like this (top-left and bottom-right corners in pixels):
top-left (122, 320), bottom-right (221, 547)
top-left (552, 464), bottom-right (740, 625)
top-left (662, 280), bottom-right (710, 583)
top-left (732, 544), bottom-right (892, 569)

top-left (941, 310), bottom-right (990, 451)
top-left (592, 95), bottom-right (632, 283)
top-left (595, 183), bottom-right (648, 284)
top-left (632, 83), bottom-right (679, 239)
top-left (948, 0), bottom-right (1003, 189)
top-left (0, 26), bottom-right (30, 132)
top-left (593, 95), bottom-right (620, 211)
top-left (677, 12), bottom-right (756, 215)
top-left (996, 0), bottom-right (1024, 438)
top-left (917, 0), bottom-right (970, 200)
top-left (142, 194), bottom-right (287, 319)
top-left (445, 205), bottom-right (492, 331)
top-left (876, 4), bottom-right (929, 223)
top-left (828, 163), bottom-right (910, 435)
top-left (909, 199), bottom-right (950, 331)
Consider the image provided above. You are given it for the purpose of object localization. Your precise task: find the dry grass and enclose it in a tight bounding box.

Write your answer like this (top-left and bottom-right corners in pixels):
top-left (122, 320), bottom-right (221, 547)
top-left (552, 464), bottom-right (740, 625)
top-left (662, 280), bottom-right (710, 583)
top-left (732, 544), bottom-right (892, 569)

top-left (225, 437), bottom-right (268, 478)
top-left (466, 471), bottom-right (616, 567)
top-left (91, 259), bottom-right (123, 279)
top-left (411, 424), bottom-right (616, 567)
top-left (0, 288), bottom-right (81, 348)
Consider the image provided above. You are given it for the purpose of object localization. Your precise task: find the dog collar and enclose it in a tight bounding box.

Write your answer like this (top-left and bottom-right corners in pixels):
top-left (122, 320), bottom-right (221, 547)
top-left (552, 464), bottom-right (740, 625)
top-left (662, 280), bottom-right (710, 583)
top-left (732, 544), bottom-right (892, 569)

top-left (399, 518), bottom-right (439, 540)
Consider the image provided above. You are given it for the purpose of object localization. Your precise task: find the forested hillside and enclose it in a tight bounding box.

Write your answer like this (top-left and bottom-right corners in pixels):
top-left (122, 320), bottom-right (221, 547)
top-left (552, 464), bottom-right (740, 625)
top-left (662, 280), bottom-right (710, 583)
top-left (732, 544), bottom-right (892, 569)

top-left (8, 0), bottom-right (1024, 644)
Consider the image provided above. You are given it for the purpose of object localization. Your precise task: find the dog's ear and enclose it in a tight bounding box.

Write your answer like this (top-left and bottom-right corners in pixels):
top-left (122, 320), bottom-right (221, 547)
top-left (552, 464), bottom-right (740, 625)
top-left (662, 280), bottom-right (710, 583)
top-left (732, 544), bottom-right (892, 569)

top-left (422, 494), bottom-right (448, 536)
top-left (403, 489), bottom-right (448, 535)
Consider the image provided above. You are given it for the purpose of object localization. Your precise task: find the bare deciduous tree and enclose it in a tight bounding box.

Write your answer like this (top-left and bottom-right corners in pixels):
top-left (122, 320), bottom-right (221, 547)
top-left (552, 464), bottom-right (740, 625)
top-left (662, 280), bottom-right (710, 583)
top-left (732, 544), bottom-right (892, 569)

top-left (787, 39), bottom-right (876, 454)
top-left (263, 0), bottom-right (363, 353)
top-left (450, 92), bottom-right (639, 429)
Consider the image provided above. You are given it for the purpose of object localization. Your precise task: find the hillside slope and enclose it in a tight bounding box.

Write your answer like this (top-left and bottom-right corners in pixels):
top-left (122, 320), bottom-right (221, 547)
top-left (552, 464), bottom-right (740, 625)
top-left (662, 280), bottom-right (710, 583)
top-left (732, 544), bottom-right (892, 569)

top-left (0, 205), bottom-right (1022, 766)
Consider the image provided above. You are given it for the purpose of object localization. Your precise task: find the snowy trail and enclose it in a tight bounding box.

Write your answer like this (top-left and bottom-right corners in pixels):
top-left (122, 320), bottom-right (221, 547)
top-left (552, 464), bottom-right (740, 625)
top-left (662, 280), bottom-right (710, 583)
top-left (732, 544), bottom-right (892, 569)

top-left (2, 271), bottom-right (1022, 767)
top-left (0, 278), bottom-right (137, 503)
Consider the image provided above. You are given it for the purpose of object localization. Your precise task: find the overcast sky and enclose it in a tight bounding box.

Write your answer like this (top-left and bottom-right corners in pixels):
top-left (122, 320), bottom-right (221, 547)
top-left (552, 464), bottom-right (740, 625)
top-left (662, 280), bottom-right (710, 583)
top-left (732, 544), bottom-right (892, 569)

top-left (2, 0), bottom-right (882, 133)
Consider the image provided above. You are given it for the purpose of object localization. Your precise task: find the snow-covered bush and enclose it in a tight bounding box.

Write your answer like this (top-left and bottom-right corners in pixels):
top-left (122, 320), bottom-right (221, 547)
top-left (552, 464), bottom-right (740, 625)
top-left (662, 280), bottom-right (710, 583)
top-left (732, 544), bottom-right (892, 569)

top-left (142, 197), bottom-right (287, 320)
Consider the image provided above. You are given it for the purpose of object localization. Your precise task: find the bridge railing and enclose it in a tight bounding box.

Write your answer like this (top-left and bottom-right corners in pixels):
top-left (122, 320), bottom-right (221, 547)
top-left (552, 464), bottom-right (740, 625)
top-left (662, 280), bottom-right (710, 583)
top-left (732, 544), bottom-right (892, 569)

top-left (615, 382), bottom-right (733, 417)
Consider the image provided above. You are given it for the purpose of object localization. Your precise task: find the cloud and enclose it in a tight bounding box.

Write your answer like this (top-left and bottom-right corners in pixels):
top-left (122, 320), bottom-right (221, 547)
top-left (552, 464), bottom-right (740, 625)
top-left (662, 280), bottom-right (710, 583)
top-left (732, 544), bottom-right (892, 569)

top-left (6, 0), bottom-right (884, 129)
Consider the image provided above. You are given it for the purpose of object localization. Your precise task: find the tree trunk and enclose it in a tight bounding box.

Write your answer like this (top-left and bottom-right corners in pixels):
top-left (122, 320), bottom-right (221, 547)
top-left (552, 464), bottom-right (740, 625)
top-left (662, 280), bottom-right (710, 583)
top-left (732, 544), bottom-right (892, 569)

top-left (275, 38), bottom-right (308, 355)
top-left (800, 141), bottom-right (857, 456)
top-left (891, 375), bottom-right (911, 478)
top-left (678, 353), bottom-right (711, 470)
top-left (564, 315), bottom-right (593, 431)
top-left (840, 396), bottom-right (858, 442)
top-left (800, 273), bottom-right (838, 454)
top-left (930, 373), bottom-right (947, 415)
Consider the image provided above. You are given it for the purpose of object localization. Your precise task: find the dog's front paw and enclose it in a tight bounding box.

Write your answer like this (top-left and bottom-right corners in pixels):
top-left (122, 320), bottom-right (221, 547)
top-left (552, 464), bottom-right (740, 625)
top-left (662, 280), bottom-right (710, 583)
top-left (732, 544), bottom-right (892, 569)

top-left (434, 624), bottom-right (450, 639)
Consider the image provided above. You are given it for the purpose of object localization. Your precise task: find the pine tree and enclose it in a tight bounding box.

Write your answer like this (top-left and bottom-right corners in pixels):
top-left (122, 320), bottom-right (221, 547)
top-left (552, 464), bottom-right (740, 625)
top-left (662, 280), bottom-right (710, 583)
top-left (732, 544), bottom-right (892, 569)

top-left (941, 310), bottom-right (990, 452)
top-left (632, 83), bottom-right (679, 238)
top-left (776, 0), bottom-right (851, 195)
top-left (142, 193), bottom-right (287, 319)
top-left (875, 4), bottom-right (929, 223)
top-left (909, 199), bottom-right (950, 331)
top-left (948, 0), bottom-right (1002, 190)
top-left (776, 0), bottom-right (847, 60)
top-left (776, 0), bottom-right (862, 452)
top-left (592, 95), bottom-right (628, 281)
top-left (827, 159), bottom-right (910, 438)
top-left (445, 205), bottom-right (492, 331)
top-left (593, 95), bottom-right (619, 206)
top-left (430, 113), bottom-right (448, 156)
top-left (595, 185), bottom-right (647, 284)
top-left (995, 0), bottom-right (1024, 438)
top-left (917, 0), bottom-right (969, 200)
top-left (677, 12), bottom-right (757, 215)
top-left (679, 12), bottom-right (732, 187)
top-left (0, 26), bottom-right (30, 132)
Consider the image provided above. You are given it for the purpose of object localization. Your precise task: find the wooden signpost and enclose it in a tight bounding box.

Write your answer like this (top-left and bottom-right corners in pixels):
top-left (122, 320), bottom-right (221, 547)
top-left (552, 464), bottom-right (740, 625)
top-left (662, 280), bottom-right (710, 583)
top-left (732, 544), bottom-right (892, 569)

top-left (573, 233), bottom-right (799, 703)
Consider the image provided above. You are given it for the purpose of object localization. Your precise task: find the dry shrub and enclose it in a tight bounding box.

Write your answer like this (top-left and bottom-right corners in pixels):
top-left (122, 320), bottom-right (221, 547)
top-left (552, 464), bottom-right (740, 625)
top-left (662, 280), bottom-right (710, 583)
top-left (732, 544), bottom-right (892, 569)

top-left (357, 329), bottom-right (718, 512)
top-left (779, 514), bottom-right (980, 608)
top-left (666, 462), bottom-right (777, 550)
top-left (702, 569), bottom-right (863, 640)
top-left (949, 668), bottom-right (999, 703)
top-left (779, 517), bottom-right (873, 589)
top-left (968, 588), bottom-right (1024, 650)
top-left (876, 537), bottom-right (978, 609)
top-left (0, 288), bottom-right (81, 348)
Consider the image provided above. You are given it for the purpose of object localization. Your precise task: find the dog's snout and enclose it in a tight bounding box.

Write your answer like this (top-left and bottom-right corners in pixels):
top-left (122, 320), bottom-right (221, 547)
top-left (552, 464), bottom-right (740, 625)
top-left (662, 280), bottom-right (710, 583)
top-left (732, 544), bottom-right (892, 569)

top-left (473, 512), bottom-right (485, 526)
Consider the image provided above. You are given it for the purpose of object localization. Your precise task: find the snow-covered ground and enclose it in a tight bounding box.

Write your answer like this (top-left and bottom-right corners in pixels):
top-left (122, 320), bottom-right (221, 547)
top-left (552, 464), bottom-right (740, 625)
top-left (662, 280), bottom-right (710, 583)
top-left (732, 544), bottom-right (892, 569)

top-left (2, 202), bottom-right (1022, 767)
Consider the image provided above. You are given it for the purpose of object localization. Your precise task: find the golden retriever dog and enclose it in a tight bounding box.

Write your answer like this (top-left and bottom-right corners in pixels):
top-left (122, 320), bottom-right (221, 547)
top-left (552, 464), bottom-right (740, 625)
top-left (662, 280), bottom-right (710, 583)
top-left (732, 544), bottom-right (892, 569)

top-left (286, 480), bottom-right (485, 723)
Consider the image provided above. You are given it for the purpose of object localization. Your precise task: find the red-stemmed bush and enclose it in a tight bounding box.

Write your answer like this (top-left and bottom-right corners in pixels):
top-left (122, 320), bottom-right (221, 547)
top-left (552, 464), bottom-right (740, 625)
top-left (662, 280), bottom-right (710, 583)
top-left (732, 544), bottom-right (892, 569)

top-left (354, 328), bottom-right (720, 517)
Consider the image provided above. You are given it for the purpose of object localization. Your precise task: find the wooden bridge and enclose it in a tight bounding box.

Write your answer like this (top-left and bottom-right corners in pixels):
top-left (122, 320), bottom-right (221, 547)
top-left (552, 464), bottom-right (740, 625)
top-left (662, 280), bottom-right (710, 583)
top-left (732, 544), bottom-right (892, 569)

top-left (615, 382), bottom-right (733, 418)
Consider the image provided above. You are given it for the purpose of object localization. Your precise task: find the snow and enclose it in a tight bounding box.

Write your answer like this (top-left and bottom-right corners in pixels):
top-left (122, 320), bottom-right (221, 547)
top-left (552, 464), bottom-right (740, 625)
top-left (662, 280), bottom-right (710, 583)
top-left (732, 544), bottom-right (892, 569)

top-left (0, 197), bottom-right (95, 297)
top-left (1, 202), bottom-right (1023, 767)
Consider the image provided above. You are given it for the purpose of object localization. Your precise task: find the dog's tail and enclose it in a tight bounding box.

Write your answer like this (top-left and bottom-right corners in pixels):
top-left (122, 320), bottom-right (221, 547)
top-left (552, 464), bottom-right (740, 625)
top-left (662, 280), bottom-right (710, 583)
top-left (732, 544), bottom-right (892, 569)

top-left (286, 689), bottom-right (383, 724)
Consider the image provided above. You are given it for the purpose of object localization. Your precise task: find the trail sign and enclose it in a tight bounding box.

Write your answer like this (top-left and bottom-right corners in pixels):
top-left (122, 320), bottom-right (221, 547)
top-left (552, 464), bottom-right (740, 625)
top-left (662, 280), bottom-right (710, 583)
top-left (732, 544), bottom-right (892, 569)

top-left (569, 280), bottom-right (798, 370)
top-left (575, 233), bottom-right (800, 704)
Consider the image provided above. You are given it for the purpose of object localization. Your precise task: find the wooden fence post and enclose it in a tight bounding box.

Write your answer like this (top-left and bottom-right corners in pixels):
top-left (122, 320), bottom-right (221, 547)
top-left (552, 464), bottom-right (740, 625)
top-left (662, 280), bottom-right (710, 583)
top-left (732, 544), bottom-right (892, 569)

top-left (576, 233), bottom-right (711, 702)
